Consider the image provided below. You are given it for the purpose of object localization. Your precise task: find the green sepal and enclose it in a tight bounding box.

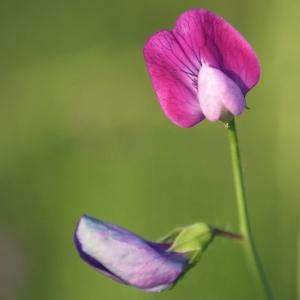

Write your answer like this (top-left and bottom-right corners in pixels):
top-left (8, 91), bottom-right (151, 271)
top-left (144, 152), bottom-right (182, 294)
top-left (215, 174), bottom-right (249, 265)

top-left (158, 223), bottom-right (215, 265)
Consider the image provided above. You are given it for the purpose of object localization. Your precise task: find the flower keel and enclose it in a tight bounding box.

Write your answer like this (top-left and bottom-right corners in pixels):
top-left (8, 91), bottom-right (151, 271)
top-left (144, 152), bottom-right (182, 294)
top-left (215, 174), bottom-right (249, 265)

top-left (198, 64), bottom-right (245, 122)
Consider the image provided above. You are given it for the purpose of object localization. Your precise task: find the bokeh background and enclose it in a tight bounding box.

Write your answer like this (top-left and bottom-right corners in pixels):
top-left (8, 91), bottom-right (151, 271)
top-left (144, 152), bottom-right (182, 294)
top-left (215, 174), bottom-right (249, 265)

top-left (0, 0), bottom-right (299, 299)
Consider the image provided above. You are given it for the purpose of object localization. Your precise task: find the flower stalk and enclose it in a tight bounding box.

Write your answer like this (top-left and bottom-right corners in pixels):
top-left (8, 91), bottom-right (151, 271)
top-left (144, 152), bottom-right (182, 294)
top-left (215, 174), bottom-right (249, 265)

top-left (226, 118), bottom-right (273, 300)
top-left (213, 227), bottom-right (243, 240)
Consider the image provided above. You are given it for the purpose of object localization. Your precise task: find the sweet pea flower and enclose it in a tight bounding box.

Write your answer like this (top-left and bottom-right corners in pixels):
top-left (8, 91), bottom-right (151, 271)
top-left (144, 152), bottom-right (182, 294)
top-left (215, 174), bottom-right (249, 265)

top-left (144, 9), bottom-right (260, 127)
top-left (74, 215), bottom-right (219, 292)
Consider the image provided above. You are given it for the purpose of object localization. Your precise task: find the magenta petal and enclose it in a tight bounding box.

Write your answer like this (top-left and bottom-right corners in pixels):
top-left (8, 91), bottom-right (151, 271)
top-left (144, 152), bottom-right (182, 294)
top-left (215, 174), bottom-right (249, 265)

top-left (173, 9), bottom-right (260, 93)
top-left (144, 30), bottom-right (205, 128)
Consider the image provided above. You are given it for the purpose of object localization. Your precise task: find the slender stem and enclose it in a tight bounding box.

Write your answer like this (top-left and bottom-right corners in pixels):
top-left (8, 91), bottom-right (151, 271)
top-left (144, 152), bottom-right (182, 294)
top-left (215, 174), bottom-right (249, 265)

top-left (226, 119), bottom-right (274, 300)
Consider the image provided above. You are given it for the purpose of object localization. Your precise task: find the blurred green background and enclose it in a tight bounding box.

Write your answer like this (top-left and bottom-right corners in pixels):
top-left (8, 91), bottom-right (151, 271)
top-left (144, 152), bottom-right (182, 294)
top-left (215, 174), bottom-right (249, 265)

top-left (0, 0), bottom-right (299, 299)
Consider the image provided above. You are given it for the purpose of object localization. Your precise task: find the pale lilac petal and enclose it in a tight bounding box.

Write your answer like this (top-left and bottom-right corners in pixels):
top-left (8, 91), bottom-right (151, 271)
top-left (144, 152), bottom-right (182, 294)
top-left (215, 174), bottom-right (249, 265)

top-left (198, 64), bottom-right (245, 121)
top-left (144, 30), bottom-right (205, 128)
top-left (174, 9), bottom-right (260, 93)
top-left (74, 224), bottom-right (127, 284)
top-left (74, 215), bottom-right (188, 292)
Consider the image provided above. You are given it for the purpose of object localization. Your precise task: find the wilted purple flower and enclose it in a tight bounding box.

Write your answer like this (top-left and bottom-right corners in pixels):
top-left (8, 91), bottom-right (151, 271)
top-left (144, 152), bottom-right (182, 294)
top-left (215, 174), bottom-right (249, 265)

top-left (74, 215), bottom-right (188, 292)
top-left (144, 9), bottom-right (260, 127)
top-left (74, 215), bottom-right (215, 292)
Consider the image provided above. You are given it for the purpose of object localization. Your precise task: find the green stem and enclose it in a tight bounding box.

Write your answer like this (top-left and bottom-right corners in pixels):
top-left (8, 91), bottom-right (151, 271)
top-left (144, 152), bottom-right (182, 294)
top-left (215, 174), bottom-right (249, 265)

top-left (226, 118), bottom-right (274, 300)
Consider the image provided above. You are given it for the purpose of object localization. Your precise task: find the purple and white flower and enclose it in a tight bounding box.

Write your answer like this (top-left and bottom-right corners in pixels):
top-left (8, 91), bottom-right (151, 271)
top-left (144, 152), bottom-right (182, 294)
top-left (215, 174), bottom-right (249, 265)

top-left (74, 216), bottom-right (241, 292)
top-left (74, 215), bottom-right (189, 292)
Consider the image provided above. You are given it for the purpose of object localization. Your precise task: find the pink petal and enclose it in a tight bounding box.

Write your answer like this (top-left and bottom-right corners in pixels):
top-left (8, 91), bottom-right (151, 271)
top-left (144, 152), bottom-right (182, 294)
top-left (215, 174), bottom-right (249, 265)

top-left (174, 9), bottom-right (260, 93)
top-left (144, 30), bottom-right (205, 128)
